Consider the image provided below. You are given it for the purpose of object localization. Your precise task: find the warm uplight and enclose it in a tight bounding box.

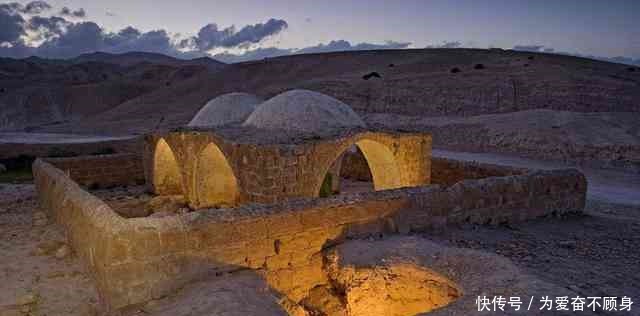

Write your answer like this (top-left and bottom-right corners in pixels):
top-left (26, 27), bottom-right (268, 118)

top-left (153, 138), bottom-right (184, 195)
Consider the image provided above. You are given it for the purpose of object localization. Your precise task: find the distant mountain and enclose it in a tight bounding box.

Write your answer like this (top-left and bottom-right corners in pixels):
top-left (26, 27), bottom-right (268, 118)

top-left (72, 52), bottom-right (226, 70)
top-left (2, 48), bottom-right (639, 135)
top-left (0, 52), bottom-right (225, 131)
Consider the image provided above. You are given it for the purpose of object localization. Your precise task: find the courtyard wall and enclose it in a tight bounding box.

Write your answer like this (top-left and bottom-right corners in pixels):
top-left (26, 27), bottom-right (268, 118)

top-left (33, 157), bottom-right (587, 310)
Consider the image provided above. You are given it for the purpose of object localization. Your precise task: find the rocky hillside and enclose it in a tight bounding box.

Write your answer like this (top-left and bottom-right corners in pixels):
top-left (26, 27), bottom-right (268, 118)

top-left (0, 52), bottom-right (226, 131)
top-left (21, 48), bottom-right (637, 135)
top-left (1, 49), bottom-right (639, 169)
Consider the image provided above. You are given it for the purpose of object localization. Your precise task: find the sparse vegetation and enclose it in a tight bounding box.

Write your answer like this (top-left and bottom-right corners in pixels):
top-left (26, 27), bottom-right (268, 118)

top-left (0, 168), bottom-right (33, 183)
top-left (628, 67), bottom-right (637, 72)
top-left (91, 147), bottom-right (116, 155)
top-left (47, 147), bottom-right (79, 158)
top-left (524, 64), bottom-right (530, 67)
top-left (528, 56), bottom-right (534, 60)
top-left (362, 72), bottom-right (381, 80)
top-left (474, 64), bottom-right (485, 70)
top-left (450, 67), bottom-right (461, 73)
top-left (319, 173), bottom-right (333, 198)
top-left (0, 155), bottom-right (35, 183)
top-left (388, 63), bottom-right (395, 67)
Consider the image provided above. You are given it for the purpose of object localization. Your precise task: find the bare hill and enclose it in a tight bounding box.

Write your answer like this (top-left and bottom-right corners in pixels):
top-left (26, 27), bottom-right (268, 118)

top-left (1, 48), bottom-right (639, 168)
top-left (0, 54), bottom-right (225, 131)
top-left (30, 48), bottom-right (639, 135)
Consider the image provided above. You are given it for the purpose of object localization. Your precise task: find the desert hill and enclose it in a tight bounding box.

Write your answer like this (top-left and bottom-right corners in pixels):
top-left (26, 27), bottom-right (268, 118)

top-left (0, 52), bottom-right (227, 131)
top-left (1, 48), bottom-right (639, 169)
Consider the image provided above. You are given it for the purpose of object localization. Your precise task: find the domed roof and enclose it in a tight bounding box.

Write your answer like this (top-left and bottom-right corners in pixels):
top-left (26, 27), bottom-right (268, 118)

top-left (243, 89), bottom-right (366, 133)
top-left (188, 92), bottom-right (262, 127)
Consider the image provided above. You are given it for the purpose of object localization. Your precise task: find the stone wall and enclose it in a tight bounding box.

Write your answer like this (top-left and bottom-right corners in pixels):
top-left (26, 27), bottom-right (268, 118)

top-left (0, 137), bottom-right (141, 159)
top-left (340, 153), bottom-right (527, 186)
top-left (32, 159), bottom-right (587, 311)
top-left (43, 154), bottom-right (145, 188)
top-left (430, 157), bottom-right (527, 186)
top-left (143, 130), bottom-right (432, 208)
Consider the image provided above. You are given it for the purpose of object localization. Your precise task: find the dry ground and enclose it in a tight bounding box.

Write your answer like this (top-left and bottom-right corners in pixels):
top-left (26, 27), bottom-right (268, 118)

top-left (1, 183), bottom-right (638, 315)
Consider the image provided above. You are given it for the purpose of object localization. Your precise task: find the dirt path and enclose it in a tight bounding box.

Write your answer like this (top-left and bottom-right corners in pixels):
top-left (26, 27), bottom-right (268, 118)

top-left (0, 184), bottom-right (99, 316)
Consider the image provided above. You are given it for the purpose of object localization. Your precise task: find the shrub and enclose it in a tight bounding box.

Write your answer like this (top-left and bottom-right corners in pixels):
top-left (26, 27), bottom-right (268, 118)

top-left (450, 67), bottom-right (461, 73)
top-left (319, 173), bottom-right (333, 198)
top-left (524, 64), bottom-right (530, 67)
top-left (388, 63), bottom-right (395, 67)
top-left (528, 56), bottom-right (534, 60)
top-left (628, 67), bottom-right (637, 72)
top-left (91, 147), bottom-right (116, 155)
top-left (47, 147), bottom-right (78, 158)
top-left (362, 72), bottom-right (382, 80)
top-left (474, 64), bottom-right (485, 70)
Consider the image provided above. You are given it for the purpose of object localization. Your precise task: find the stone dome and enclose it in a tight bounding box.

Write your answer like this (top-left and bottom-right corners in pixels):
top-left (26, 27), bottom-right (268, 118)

top-left (243, 89), bottom-right (366, 133)
top-left (188, 92), bottom-right (262, 127)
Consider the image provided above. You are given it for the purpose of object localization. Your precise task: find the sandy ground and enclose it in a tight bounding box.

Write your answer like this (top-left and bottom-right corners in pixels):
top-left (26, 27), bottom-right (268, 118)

top-left (0, 184), bottom-right (99, 316)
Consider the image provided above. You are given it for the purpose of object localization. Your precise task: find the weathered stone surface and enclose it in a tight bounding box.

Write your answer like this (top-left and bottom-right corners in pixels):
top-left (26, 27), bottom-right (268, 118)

top-left (54, 244), bottom-right (71, 259)
top-left (143, 129), bottom-right (432, 209)
top-left (32, 152), bottom-right (587, 311)
top-left (328, 237), bottom-right (598, 316)
top-left (44, 153), bottom-right (144, 189)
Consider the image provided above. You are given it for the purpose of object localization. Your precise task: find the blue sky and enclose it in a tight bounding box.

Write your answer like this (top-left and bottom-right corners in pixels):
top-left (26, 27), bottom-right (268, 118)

top-left (2, 0), bottom-right (639, 62)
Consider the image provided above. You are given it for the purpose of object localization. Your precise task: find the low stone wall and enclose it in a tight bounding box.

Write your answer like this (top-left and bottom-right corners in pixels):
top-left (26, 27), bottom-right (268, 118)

top-left (32, 159), bottom-right (587, 311)
top-left (430, 157), bottom-right (527, 186)
top-left (43, 154), bottom-right (145, 188)
top-left (340, 152), bottom-right (527, 186)
top-left (0, 137), bottom-right (141, 159)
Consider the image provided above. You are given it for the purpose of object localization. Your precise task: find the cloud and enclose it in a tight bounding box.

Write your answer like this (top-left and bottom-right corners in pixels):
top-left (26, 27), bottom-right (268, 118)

top-left (0, 4), bottom-right (26, 44)
top-left (60, 6), bottom-right (86, 18)
top-left (512, 45), bottom-right (544, 52)
top-left (23, 1), bottom-right (52, 14)
top-left (26, 15), bottom-right (70, 42)
top-left (426, 41), bottom-right (462, 48)
top-left (213, 40), bottom-right (412, 63)
top-left (188, 18), bottom-right (288, 51)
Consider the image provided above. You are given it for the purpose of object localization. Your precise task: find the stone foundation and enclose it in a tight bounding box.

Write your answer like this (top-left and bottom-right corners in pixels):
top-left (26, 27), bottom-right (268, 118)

top-left (33, 154), bottom-right (586, 311)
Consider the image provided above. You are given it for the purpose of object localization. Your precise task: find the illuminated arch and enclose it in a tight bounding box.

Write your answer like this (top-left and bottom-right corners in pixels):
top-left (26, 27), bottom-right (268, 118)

top-left (355, 139), bottom-right (403, 190)
top-left (317, 138), bottom-right (404, 196)
top-left (194, 142), bottom-right (239, 208)
top-left (153, 138), bottom-right (184, 195)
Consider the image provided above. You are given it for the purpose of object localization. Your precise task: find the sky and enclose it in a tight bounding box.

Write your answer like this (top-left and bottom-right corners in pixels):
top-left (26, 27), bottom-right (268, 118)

top-left (1, 0), bottom-right (639, 64)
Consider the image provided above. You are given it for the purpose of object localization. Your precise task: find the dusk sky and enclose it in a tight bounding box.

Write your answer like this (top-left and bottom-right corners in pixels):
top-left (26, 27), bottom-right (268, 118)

top-left (2, 0), bottom-right (639, 63)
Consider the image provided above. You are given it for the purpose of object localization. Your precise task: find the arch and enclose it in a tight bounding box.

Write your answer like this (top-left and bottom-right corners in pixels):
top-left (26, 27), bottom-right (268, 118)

top-left (194, 142), bottom-right (239, 208)
top-left (355, 139), bottom-right (404, 190)
top-left (317, 138), bottom-right (404, 196)
top-left (153, 138), bottom-right (184, 195)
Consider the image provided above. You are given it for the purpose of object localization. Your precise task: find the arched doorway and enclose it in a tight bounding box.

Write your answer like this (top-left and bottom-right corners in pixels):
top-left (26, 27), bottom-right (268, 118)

top-left (153, 138), bottom-right (184, 195)
top-left (319, 139), bottom-right (404, 197)
top-left (194, 142), bottom-right (239, 208)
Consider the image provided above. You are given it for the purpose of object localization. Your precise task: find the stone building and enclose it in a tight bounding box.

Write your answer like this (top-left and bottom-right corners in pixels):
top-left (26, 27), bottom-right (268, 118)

top-left (144, 89), bottom-right (432, 209)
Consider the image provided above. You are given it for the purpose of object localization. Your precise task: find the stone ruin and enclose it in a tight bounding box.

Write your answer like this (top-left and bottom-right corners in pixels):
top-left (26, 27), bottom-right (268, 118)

top-left (32, 90), bottom-right (588, 315)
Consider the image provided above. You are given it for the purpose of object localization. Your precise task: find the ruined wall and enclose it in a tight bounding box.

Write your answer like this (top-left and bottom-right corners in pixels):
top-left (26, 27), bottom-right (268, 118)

top-left (143, 130), bottom-right (431, 208)
top-left (33, 159), bottom-right (586, 311)
top-left (0, 137), bottom-right (141, 159)
top-left (430, 157), bottom-right (527, 186)
top-left (340, 152), bottom-right (527, 186)
top-left (44, 154), bottom-right (145, 188)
